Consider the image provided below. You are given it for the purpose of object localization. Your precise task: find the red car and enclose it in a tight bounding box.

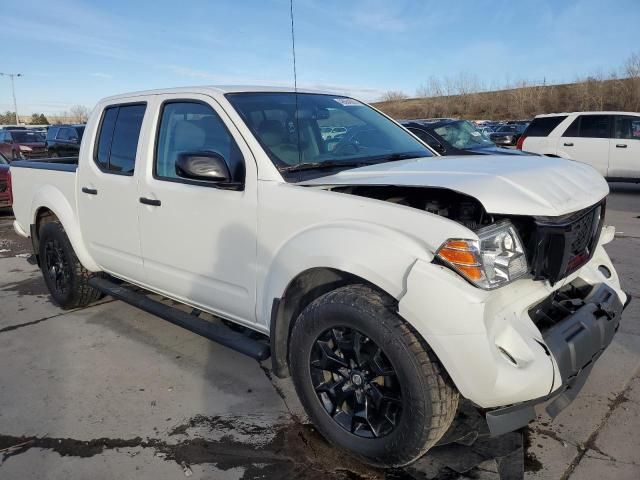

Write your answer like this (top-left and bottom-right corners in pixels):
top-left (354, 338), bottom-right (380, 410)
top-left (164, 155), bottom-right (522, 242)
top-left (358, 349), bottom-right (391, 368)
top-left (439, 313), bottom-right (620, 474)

top-left (0, 152), bottom-right (11, 209)
top-left (0, 129), bottom-right (47, 160)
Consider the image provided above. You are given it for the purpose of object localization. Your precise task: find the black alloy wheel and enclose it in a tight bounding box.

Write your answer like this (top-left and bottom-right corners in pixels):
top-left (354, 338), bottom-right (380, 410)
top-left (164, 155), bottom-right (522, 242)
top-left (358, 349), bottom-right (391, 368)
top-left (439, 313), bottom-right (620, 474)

top-left (43, 237), bottom-right (71, 296)
top-left (310, 326), bottom-right (402, 439)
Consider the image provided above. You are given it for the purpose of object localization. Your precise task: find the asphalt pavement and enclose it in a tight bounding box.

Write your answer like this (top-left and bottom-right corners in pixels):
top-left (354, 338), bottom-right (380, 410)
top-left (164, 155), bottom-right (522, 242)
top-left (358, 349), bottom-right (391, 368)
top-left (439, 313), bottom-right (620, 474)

top-left (0, 183), bottom-right (638, 479)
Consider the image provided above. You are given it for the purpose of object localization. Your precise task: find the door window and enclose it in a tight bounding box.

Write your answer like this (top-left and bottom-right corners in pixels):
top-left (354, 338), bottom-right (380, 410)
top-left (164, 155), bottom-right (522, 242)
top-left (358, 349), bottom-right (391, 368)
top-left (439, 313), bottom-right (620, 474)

top-left (57, 128), bottom-right (70, 141)
top-left (154, 101), bottom-right (244, 182)
top-left (94, 104), bottom-right (146, 174)
top-left (579, 115), bottom-right (610, 138)
top-left (614, 116), bottom-right (640, 140)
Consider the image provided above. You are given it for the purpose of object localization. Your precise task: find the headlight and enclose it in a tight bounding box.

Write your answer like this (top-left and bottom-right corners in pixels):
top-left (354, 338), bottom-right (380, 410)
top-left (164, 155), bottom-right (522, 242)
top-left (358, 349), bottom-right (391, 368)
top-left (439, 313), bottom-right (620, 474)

top-left (19, 145), bottom-right (32, 152)
top-left (436, 221), bottom-right (528, 289)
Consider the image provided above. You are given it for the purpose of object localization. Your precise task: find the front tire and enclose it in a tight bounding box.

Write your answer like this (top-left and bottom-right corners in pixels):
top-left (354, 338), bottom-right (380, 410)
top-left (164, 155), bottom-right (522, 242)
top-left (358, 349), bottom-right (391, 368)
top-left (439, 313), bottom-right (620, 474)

top-left (39, 221), bottom-right (101, 309)
top-left (289, 284), bottom-right (458, 467)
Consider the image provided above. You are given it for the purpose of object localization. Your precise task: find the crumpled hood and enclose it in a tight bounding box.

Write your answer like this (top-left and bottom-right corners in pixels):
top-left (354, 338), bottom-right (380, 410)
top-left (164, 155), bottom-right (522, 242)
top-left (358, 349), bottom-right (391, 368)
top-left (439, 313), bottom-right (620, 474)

top-left (298, 155), bottom-right (609, 216)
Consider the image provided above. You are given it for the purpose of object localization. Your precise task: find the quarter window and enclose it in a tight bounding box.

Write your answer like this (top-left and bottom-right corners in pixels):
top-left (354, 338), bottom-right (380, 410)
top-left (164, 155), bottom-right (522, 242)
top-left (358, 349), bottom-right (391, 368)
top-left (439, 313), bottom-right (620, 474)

top-left (94, 104), bottom-right (146, 174)
top-left (155, 101), bottom-right (245, 182)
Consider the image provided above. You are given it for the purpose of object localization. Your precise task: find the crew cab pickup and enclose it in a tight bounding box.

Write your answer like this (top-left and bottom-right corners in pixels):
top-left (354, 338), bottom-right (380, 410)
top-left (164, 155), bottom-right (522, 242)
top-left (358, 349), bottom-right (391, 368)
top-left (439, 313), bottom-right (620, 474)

top-left (10, 86), bottom-right (629, 468)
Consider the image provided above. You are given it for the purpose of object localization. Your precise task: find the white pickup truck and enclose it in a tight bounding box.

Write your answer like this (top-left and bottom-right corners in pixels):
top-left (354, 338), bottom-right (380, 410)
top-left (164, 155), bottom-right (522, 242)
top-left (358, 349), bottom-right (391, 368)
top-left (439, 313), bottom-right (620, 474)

top-left (10, 86), bottom-right (629, 467)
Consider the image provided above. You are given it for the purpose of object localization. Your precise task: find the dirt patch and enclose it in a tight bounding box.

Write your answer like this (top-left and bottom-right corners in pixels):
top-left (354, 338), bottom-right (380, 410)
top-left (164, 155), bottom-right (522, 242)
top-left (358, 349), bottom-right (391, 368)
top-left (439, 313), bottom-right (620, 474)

top-left (0, 275), bottom-right (49, 297)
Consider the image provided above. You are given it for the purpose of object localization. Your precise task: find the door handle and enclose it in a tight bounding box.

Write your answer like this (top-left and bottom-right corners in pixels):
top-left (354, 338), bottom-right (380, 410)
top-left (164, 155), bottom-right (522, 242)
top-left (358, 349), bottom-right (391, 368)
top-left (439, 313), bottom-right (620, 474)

top-left (616, 143), bottom-right (628, 148)
top-left (563, 142), bottom-right (574, 147)
top-left (82, 187), bottom-right (98, 195)
top-left (139, 197), bottom-right (161, 206)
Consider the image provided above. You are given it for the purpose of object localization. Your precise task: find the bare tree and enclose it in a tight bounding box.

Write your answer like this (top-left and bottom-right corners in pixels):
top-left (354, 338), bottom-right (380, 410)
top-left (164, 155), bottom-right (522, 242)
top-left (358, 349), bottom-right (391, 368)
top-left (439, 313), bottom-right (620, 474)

top-left (379, 91), bottom-right (409, 102)
top-left (69, 105), bottom-right (91, 123)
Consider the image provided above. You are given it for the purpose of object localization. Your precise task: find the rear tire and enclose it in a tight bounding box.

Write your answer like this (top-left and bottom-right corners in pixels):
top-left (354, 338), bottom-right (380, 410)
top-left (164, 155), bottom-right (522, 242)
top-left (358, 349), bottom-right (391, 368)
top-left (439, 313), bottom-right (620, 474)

top-left (289, 284), bottom-right (458, 467)
top-left (39, 221), bottom-right (101, 309)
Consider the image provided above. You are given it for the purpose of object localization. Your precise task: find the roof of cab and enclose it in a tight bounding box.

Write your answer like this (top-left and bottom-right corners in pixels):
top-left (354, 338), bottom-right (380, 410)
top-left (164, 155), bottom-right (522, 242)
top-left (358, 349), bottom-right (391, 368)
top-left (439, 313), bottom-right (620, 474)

top-left (100, 85), bottom-right (340, 103)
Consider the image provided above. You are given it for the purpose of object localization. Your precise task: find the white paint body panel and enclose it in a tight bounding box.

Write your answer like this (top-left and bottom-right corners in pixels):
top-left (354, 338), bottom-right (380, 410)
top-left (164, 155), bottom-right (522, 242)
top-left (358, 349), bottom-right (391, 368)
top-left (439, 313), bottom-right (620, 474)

top-left (9, 86), bottom-right (626, 408)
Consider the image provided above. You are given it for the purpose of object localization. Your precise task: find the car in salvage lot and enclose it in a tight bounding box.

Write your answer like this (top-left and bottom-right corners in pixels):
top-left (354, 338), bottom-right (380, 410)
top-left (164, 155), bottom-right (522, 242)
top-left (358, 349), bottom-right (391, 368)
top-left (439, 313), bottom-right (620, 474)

top-left (9, 86), bottom-right (630, 468)
top-left (0, 152), bottom-right (12, 209)
top-left (0, 128), bottom-right (47, 161)
top-left (489, 123), bottom-right (528, 147)
top-left (401, 119), bottom-right (528, 156)
top-left (519, 111), bottom-right (640, 182)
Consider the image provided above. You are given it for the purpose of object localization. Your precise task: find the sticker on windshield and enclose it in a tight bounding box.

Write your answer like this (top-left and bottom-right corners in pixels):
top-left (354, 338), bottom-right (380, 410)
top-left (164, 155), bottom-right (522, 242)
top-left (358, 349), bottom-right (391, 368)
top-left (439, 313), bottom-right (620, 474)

top-left (333, 97), bottom-right (361, 106)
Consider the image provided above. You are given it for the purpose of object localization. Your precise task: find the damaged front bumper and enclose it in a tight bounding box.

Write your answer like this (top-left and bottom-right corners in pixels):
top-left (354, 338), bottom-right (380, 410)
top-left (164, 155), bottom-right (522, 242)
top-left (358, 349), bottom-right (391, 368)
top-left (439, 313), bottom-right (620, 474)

top-left (485, 282), bottom-right (629, 436)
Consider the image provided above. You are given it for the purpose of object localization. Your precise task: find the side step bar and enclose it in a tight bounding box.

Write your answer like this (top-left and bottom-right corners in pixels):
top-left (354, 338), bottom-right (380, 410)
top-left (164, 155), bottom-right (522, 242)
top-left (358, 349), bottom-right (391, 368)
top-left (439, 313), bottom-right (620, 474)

top-left (88, 277), bottom-right (270, 361)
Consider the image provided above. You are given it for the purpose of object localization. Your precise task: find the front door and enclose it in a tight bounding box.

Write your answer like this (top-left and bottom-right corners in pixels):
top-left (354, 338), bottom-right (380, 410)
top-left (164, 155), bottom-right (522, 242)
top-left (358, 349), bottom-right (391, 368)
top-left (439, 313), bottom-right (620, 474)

top-left (77, 102), bottom-right (148, 282)
top-left (609, 115), bottom-right (640, 179)
top-left (137, 95), bottom-right (258, 326)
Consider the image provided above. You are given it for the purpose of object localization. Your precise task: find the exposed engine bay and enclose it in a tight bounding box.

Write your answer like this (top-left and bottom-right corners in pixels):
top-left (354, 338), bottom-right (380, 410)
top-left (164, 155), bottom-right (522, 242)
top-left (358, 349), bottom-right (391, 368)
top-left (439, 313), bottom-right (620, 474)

top-left (330, 185), bottom-right (493, 231)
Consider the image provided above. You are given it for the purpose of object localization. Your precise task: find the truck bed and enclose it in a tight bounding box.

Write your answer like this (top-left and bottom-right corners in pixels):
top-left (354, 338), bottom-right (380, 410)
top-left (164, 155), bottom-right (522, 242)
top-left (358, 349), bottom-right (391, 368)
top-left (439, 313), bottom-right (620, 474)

top-left (10, 157), bottom-right (79, 238)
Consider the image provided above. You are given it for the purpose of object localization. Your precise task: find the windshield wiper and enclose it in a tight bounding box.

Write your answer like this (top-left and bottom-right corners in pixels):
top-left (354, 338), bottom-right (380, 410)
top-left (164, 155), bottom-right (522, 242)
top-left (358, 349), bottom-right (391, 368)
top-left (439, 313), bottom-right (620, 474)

top-left (368, 152), bottom-right (422, 163)
top-left (280, 160), bottom-right (373, 173)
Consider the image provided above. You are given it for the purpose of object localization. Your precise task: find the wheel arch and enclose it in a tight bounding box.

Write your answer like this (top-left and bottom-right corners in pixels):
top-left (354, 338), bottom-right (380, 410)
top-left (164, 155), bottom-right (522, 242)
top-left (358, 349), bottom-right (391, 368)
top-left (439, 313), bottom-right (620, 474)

top-left (29, 188), bottom-right (99, 271)
top-left (269, 266), bottom-right (398, 378)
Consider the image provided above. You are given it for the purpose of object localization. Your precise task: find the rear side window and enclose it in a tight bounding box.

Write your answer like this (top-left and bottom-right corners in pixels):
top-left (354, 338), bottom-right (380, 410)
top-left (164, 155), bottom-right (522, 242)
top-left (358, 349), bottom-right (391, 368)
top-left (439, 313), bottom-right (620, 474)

top-left (563, 117), bottom-right (580, 137)
top-left (564, 115), bottom-right (610, 139)
top-left (95, 104), bottom-right (146, 174)
top-left (580, 115), bottom-right (610, 138)
top-left (524, 116), bottom-right (567, 137)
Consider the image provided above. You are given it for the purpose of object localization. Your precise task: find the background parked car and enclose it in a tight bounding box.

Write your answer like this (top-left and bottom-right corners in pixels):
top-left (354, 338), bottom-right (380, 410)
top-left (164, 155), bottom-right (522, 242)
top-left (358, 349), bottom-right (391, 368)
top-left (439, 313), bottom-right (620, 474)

top-left (0, 152), bottom-right (11, 209)
top-left (0, 129), bottom-right (47, 160)
top-left (46, 124), bottom-right (85, 157)
top-left (401, 119), bottom-right (528, 155)
top-left (519, 111), bottom-right (640, 181)
top-left (489, 123), bottom-right (527, 146)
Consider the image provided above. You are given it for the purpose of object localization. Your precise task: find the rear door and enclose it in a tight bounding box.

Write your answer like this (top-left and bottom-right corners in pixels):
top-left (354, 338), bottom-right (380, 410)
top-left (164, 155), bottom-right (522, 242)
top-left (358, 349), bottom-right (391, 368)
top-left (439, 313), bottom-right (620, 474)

top-left (77, 102), bottom-right (148, 282)
top-left (557, 114), bottom-right (610, 176)
top-left (608, 114), bottom-right (640, 179)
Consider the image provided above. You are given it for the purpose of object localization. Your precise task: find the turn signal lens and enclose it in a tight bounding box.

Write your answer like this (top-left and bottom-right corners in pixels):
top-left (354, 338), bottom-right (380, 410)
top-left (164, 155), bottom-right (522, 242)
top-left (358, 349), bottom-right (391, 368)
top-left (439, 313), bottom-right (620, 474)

top-left (438, 247), bottom-right (478, 266)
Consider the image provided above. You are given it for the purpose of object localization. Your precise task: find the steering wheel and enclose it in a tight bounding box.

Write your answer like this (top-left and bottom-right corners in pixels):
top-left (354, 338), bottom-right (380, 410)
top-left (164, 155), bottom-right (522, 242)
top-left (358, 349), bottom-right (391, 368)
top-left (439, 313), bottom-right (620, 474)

top-left (331, 137), bottom-right (360, 156)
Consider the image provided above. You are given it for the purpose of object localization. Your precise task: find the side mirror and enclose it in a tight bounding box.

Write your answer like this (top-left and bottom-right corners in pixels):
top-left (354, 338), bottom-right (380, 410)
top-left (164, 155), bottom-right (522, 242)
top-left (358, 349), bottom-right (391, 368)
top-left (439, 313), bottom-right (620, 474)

top-left (176, 151), bottom-right (231, 182)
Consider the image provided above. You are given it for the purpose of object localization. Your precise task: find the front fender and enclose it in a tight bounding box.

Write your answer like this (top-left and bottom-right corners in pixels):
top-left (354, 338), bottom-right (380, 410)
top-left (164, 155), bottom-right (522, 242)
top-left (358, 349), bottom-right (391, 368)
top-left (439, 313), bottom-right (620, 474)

top-left (260, 220), bottom-right (430, 326)
top-left (31, 186), bottom-right (99, 271)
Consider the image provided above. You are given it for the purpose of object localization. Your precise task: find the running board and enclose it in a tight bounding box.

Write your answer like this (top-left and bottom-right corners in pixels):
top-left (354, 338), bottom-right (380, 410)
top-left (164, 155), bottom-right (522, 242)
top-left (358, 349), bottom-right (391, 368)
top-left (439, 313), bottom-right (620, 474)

top-left (88, 277), bottom-right (270, 361)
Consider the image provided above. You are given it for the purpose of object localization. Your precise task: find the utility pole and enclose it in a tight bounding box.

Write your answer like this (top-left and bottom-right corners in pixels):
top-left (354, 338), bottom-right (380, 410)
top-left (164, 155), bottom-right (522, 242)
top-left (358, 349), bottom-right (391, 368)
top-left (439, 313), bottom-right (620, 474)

top-left (0, 72), bottom-right (22, 125)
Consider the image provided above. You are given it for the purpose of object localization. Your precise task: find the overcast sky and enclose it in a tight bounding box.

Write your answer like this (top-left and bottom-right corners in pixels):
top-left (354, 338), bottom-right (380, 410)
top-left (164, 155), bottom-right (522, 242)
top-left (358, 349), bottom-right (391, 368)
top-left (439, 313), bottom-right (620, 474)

top-left (1, 0), bottom-right (639, 115)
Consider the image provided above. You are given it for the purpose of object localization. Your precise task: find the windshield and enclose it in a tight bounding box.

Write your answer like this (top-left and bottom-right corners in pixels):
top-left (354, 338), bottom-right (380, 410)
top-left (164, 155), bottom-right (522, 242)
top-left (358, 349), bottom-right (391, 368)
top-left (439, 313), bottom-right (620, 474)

top-left (11, 131), bottom-right (45, 143)
top-left (0, 153), bottom-right (7, 164)
top-left (433, 120), bottom-right (494, 149)
top-left (226, 92), bottom-right (433, 180)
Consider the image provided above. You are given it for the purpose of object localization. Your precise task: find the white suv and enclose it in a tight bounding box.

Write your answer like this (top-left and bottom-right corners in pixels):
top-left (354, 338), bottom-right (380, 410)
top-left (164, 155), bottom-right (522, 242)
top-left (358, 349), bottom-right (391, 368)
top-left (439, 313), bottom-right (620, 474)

top-left (519, 112), bottom-right (640, 182)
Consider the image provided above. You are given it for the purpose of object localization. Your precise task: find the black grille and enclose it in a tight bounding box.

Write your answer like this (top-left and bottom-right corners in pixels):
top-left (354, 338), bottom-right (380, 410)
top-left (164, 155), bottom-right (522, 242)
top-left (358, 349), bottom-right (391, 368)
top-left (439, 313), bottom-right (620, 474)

top-left (530, 201), bottom-right (605, 285)
top-left (0, 179), bottom-right (6, 192)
